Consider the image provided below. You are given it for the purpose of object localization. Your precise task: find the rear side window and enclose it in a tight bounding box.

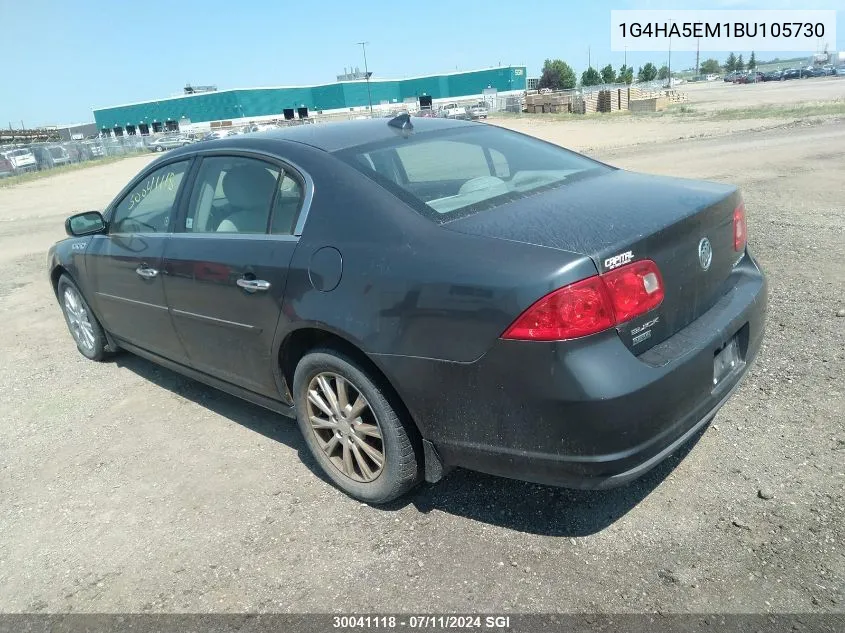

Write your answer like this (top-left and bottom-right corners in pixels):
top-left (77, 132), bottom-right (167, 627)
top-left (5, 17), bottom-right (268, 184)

top-left (337, 126), bottom-right (607, 222)
top-left (184, 156), bottom-right (303, 235)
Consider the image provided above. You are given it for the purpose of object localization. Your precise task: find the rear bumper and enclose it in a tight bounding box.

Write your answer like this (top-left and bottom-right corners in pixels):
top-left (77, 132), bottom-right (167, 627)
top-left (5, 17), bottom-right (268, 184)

top-left (374, 252), bottom-right (768, 488)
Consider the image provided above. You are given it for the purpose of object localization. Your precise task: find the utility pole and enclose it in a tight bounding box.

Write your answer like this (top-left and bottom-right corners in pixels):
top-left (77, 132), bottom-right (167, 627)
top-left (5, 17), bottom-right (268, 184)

top-left (356, 41), bottom-right (373, 114)
top-left (695, 38), bottom-right (700, 75)
top-left (588, 46), bottom-right (591, 69)
top-left (667, 33), bottom-right (672, 86)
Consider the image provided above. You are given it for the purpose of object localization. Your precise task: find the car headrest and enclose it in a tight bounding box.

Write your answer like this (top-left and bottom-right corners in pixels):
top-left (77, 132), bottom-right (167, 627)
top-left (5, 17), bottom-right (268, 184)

top-left (221, 164), bottom-right (277, 209)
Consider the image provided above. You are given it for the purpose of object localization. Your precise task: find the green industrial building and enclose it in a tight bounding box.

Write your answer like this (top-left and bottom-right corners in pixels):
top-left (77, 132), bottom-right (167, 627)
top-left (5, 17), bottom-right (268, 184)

top-left (93, 66), bottom-right (526, 135)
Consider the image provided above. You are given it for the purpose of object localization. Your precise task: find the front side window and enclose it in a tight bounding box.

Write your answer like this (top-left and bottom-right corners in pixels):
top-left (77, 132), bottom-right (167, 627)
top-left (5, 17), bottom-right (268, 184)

top-left (110, 160), bottom-right (190, 234)
top-left (184, 156), bottom-right (303, 235)
top-left (338, 126), bottom-right (609, 221)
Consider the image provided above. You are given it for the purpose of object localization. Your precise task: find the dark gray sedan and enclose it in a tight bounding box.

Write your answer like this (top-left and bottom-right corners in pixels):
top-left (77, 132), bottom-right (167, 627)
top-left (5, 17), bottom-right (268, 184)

top-left (48, 116), bottom-right (767, 503)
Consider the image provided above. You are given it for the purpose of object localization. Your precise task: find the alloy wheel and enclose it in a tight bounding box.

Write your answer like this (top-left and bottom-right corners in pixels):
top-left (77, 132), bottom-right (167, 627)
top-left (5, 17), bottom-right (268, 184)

top-left (63, 287), bottom-right (96, 353)
top-left (305, 372), bottom-right (385, 483)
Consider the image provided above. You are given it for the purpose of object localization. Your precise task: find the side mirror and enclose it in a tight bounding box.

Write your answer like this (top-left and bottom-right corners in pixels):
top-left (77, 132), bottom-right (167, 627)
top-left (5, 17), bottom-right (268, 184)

top-left (65, 211), bottom-right (106, 237)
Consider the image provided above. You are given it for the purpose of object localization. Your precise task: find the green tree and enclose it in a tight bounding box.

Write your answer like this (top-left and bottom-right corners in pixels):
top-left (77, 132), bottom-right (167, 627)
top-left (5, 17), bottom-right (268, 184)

top-left (724, 52), bottom-right (737, 72)
top-left (658, 64), bottom-right (670, 80)
top-left (735, 54), bottom-right (745, 71)
top-left (747, 51), bottom-right (757, 70)
top-left (700, 58), bottom-right (721, 74)
top-left (538, 58), bottom-right (577, 91)
top-left (637, 62), bottom-right (658, 82)
top-left (617, 64), bottom-right (634, 84)
top-left (581, 66), bottom-right (602, 87)
top-left (600, 63), bottom-right (616, 84)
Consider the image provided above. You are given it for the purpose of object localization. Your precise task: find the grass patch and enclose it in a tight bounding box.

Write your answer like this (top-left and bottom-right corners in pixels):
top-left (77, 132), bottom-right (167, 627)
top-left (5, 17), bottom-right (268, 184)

top-left (708, 101), bottom-right (845, 120)
top-left (0, 154), bottom-right (143, 189)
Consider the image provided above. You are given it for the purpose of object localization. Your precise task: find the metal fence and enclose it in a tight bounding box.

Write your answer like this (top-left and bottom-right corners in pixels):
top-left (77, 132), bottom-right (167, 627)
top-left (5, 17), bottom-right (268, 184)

top-left (0, 135), bottom-right (152, 178)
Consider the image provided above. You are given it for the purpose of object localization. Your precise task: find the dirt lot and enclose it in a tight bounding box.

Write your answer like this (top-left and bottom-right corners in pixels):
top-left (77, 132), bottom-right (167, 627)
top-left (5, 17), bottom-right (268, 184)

top-left (0, 80), bottom-right (843, 614)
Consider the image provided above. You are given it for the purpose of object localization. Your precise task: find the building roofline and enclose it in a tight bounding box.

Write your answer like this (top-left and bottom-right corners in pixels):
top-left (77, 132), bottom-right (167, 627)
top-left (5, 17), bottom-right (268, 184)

top-left (92, 65), bottom-right (526, 112)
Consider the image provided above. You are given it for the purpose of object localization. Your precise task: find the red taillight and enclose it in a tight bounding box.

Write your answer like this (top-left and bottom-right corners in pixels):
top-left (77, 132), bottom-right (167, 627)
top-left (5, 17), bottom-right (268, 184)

top-left (601, 260), bottom-right (665, 324)
top-left (502, 260), bottom-right (665, 341)
top-left (501, 276), bottom-right (614, 341)
top-left (733, 203), bottom-right (747, 251)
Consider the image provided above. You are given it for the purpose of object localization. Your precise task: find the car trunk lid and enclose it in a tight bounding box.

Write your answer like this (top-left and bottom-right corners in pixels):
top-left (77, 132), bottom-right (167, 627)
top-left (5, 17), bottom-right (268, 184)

top-left (445, 170), bottom-right (742, 353)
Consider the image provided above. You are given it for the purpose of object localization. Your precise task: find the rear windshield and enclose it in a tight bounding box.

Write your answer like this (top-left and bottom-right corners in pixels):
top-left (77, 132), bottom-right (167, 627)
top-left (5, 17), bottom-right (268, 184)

top-left (7, 149), bottom-right (30, 157)
top-left (336, 125), bottom-right (609, 222)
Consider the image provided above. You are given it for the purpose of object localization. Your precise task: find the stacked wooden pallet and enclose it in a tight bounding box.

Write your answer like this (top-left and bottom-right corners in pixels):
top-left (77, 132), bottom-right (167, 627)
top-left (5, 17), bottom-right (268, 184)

top-left (524, 91), bottom-right (575, 114)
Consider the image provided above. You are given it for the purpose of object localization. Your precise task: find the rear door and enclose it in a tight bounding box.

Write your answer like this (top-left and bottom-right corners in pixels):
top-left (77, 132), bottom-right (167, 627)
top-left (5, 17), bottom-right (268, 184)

top-left (162, 152), bottom-right (307, 398)
top-left (86, 158), bottom-right (193, 362)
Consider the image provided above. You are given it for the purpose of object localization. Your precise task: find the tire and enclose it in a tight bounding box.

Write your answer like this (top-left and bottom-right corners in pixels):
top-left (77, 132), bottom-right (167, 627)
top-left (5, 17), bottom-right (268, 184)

top-left (155, 145), bottom-right (164, 152)
top-left (57, 275), bottom-right (110, 361)
top-left (293, 348), bottom-right (421, 504)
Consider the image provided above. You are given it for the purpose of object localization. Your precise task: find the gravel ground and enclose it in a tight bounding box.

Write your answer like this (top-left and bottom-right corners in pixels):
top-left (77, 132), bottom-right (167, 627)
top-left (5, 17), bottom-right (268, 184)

top-left (0, 106), bottom-right (842, 614)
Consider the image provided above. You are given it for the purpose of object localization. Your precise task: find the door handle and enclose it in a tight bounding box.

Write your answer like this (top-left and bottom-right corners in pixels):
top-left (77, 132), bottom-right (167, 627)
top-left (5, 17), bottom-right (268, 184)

top-left (237, 278), bottom-right (271, 293)
top-left (135, 265), bottom-right (159, 279)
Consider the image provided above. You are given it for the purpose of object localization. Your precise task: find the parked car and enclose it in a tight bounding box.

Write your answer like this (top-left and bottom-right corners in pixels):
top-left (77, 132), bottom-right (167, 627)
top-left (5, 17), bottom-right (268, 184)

top-left (762, 70), bottom-right (783, 82)
top-left (30, 145), bottom-right (72, 169)
top-left (149, 134), bottom-right (194, 152)
top-left (734, 71), bottom-right (763, 84)
top-left (836, 66), bottom-right (845, 77)
top-left (413, 108), bottom-right (438, 118)
top-left (247, 123), bottom-right (279, 133)
top-left (0, 147), bottom-right (38, 173)
top-left (468, 102), bottom-right (489, 120)
top-left (723, 72), bottom-right (739, 82)
top-left (0, 155), bottom-right (14, 178)
top-left (200, 129), bottom-right (237, 142)
top-left (781, 68), bottom-right (803, 80)
top-left (48, 116), bottom-right (767, 504)
top-left (83, 141), bottom-right (106, 158)
top-left (439, 102), bottom-right (469, 119)
top-left (807, 66), bottom-right (829, 78)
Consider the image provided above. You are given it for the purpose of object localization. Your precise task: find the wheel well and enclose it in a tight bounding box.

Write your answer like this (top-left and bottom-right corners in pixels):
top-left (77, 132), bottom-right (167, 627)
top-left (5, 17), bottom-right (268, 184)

top-left (279, 328), bottom-right (421, 439)
top-left (50, 265), bottom-right (68, 297)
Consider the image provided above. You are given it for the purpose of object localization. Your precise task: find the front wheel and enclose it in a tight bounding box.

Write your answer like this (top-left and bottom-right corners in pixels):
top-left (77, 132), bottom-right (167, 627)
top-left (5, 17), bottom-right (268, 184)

top-left (57, 275), bottom-right (110, 361)
top-left (155, 145), bottom-right (164, 152)
top-left (293, 349), bottom-right (421, 504)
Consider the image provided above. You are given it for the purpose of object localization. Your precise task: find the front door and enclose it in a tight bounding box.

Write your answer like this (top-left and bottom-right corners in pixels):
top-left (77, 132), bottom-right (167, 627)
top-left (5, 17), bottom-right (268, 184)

top-left (162, 154), bottom-right (305, 398)
top-left (87, 159), bottom-right (192, 363)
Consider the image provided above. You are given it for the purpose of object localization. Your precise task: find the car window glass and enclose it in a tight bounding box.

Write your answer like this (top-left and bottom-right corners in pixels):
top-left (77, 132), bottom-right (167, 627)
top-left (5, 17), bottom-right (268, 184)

top-left (340, 126), bottom-right (605, 221)
top-left (185, 156), bottom-right (280, 234)
top-left (270, 173), bottom-right (304, 235)
top-left (396, 140), bottom-right (491, 183)
top-left (490, 148), bottom-right (509, 178)
top-left (111, 160), bottom-right (190, 234)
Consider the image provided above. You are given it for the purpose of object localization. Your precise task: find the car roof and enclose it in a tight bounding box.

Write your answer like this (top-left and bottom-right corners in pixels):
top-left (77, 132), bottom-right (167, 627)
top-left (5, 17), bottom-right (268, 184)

top-left (257, 116), bottom-right (475, 152)
top-left (153, 117), bottom-right (481, 168)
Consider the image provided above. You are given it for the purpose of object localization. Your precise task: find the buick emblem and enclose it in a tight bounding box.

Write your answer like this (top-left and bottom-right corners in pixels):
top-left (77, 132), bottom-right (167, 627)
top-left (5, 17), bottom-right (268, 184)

top-left (698, 237), bottom-right (713, 271)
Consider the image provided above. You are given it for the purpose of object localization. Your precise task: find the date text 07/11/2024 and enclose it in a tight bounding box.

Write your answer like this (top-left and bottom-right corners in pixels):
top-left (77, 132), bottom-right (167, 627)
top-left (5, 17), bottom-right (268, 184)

top-left (332, 615), bottom-right (512, 629)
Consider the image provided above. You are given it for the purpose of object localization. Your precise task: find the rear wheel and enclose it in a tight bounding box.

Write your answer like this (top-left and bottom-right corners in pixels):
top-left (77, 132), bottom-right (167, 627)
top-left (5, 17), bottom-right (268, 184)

top-left (57, 275), bottom-right (109, 361)
top-left (293, 349), bottom-right (421, 504)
